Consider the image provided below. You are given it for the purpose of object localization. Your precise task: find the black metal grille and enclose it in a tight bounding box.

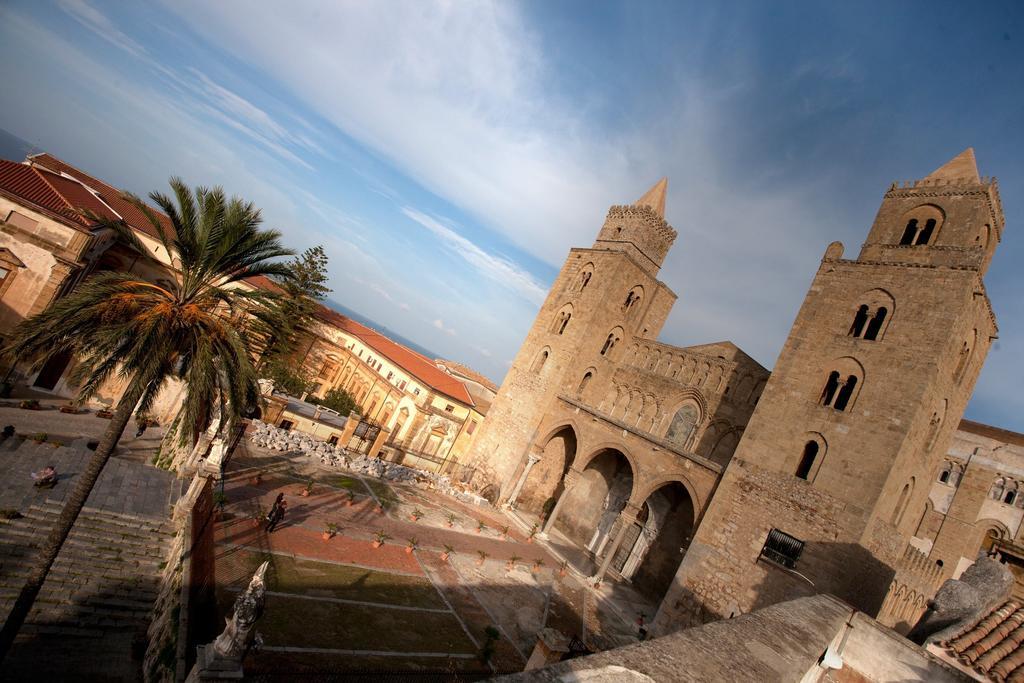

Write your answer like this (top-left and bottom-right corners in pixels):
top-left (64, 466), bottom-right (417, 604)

top-left (760, 528), bottom-right (804, 569)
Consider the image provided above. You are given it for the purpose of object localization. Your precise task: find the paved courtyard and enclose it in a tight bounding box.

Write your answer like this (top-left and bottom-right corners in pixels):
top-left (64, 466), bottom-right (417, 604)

top-left (216, 439), bottom-right (643, 678)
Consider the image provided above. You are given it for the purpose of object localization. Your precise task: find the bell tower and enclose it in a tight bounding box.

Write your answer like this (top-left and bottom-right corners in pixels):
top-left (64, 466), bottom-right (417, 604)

top-left (467, 180), bottom-right (679, 500)
top-left (654, 150), bottom-right (1004, 633)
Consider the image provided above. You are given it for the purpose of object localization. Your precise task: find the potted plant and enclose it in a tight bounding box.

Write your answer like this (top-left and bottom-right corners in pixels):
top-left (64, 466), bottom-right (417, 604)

top-left (19, 399), bottom-right (40, 410)
top-left (445, 512), bottom-right (457, 528)
top-left (345, 491), bottom-right (356, 507)
top-left (475, 550), bottom-right (488, 567)
top-left (506, 555), bottom-right (520, 572)
top-left (251, 509), bottom-right (264, 528)
top-left (50, 440), bottom-right (63, 449)
top-left (372, 530), bottom-right (391, 548)
top-left (527, 523), bottom-right (539, 544)
top-left (376, 503), bottom-right (385, 514)
top-left (500, 525), bottom-right (510, 540)
top-left (406, 537), bottom-right (419, 554)
top-left (301, 480), bottom-right (314, 497)
top-left (476, 520), bottom-right (487, 534)
top-left (30, 432), bottom-right (47, 444)
top-left (96, 408), bottom-right (113, 419)
top-left (558, 560), bottom-right (569, 577)
top-left (212, 492), bottom-right (228, 519)
top-left (410, 508), bottom-right (423, 523)
top-left (532, 559), bottom-right (545, 574)
top-left (59, 402), bottom-right (79, 414)
top-left (250, 470), bottom-right (265, 486)
top-left (323, 522), bottom-right (338, 540)
top-left (441, 544), bottom-right (454, 562)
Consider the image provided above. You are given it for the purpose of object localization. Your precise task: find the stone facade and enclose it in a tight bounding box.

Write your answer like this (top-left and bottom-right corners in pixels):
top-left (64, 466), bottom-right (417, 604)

top-left (470, 149), bottom-right (1009, 636)
top-left (655, 149), bottom-right (1004, 633)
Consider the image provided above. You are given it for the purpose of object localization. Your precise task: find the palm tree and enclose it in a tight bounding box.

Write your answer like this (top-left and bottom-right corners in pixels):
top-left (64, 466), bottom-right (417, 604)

top-left (0, 179), bottom-right (293, 660)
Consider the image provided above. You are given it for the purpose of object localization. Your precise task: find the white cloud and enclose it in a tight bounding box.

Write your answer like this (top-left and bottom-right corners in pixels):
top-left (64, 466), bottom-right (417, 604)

top-left (58, 0), bottom-right (148, 59)
top-left (432, 318), bottom-right (457, 337)
top-left (402, 206), bottom-right (547, 305)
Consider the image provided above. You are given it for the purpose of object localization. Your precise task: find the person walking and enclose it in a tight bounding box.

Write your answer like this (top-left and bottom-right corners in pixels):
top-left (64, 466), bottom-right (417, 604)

top-left (265, 493), bottom-right (286, 533)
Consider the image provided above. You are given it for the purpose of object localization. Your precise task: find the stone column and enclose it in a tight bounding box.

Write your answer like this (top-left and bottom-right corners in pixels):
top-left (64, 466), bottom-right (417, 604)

top-left (541, 469), bottom-right (582, 536)
top-left (591, 502), bottom-right (642, 585)
top-left (505, 449), bottom-right (542, 509)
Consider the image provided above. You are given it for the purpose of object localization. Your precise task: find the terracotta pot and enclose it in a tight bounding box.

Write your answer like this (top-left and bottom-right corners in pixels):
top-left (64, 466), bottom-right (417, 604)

top-left (322, 532), bottom-right (331, 540)
top-left (250, 477), bottom-right (261, 486)
top-left (252, 519), bottom-right (260, 528)
top-left (405, 547), bottom-right (414, 554)
top-left (532, 566), bottom-right (541, 574)
top-left (301, 489), bottom-right (310, 497)
top-left (346, 499), bottom-right (355, 507)
top-left (376, 505), bottom-right (384, 514)
top-left (446, 522), bottom-right (454, 528)
top-left (440, 552), bottom-right (450, 561)
top-left (559, 568), bottom-right (567, 577)
top-left (410, 515), bottom-right (419, 522)
top-left (527, 537), bottom-right (535, 544)
top-left (372, 540), bottom-right (383, 548)
top-left (476, 559), bottom-right (485, 566)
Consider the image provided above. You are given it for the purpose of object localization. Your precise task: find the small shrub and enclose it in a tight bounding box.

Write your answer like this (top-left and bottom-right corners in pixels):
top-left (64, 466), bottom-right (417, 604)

top-left (30, 432), bottom-right (47, 443)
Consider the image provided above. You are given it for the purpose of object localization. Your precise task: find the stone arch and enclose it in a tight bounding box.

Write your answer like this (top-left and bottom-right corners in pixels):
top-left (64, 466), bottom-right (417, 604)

top-left (926, 399), bottom-right (948, 451)
top-left (978, 519), bottom-right (1012, 555)
top-left (955, 328), bottom-right (977, 381)
top-left (623, 285), bottom-right (644, 315)
top-left (696, 420), bottom-right (731, 460)
top-left (638, 393), bottom-right (658, 429)
top-left (578, 262), bottom-right (595, 292)
top-left (892, 477), bottom-right (915, 527)
top-left (709, 429), bottom-right (741, 466)
top-left (600, 327), bottom-right (624, 358)
top-left (633, 472), bottom-right (705, 516)
top-left (819, 356), bottom-right (866, 411)
top-left (519, 424), bottom-right (579, 517)
top-left (898, 203), bottom-right (945, 246)
top-left (616, 480), bottom-right (696, 605)
top-left (665, 402), bottom-right (701, 451)
top-left (531, 346), bottom-right (551, 374)
top-left (707, 365), bottom-right (723, 393)
top-left (576, 368), bottom-right (596, 399)
top-left (849, 288), bottom-right (896, 341)
top-left (795, 432), bottom-right (828, 482)
top-left (556, 447), bottom-right (635, 551)
top-left (551, 302), bottom-right (574, 335)
top-left (575, 442), bottom-right (640, 484)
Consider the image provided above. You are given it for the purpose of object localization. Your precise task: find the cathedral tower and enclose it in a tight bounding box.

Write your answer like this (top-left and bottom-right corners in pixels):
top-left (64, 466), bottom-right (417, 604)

top-left (655, 150), bottom-right (1004, 631)
top-left (468, 180), bottom-right (679, 499)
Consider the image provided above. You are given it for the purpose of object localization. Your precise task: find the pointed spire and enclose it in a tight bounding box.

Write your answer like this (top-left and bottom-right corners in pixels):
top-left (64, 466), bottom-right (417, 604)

top-left (924, 148), bottom-right (980, 183)
top-left (634, 177), bottom-right (668, 217)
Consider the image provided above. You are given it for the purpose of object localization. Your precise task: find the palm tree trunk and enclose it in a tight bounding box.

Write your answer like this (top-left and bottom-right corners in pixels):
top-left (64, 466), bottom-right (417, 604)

top-left (0, 378), bottom-right (146, 662)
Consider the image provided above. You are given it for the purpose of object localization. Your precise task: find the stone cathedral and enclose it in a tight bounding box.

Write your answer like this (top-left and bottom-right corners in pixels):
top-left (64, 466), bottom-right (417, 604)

top-left (466, 149), bottom-right (1005, 635)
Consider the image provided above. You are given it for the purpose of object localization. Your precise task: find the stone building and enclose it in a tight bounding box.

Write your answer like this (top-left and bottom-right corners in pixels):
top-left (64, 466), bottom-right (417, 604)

top-left (469, 149), bottom-right (1009, 636)
top-left (914, 420), bottom-right (1024, 599)
top-left (292, 306), bottom-right (486, 473)
top-left (467, 179), bottom-right (771, 608)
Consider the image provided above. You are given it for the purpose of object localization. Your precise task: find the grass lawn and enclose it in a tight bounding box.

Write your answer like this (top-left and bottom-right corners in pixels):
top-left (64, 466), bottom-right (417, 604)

top-left (220, 548), bottom-right (446, 609)
top-left (221, 589), bottom-right (477, 654)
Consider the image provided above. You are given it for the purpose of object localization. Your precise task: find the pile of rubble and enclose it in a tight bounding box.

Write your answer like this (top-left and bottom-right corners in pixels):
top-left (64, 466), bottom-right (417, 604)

top-left (247, 420), bottom-right (489, 506)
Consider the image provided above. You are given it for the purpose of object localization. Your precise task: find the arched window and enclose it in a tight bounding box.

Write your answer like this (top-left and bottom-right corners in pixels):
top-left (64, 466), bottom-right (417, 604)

top-left (665, 404), bottom-right (699, 448)
top-left (558, 312), bottom-right (571, 334)
top-left (1006, 489), bottom-right (1018, 506)
top-left (897, 205), bottom-right (944, 247)
top-left (863, 307), bottom-right (887, 341)
top-left (820, 371), bottom-right (841, 406)
top-left (796, 441), bottom-right (818, 480)
top-left (833, 376), bottom-right (857, 411)
top-left (849, 305), bottom-right (869, 337)
top-left (955, 329), bottom-right (977, 381)
top-left (916, 218), bottom-right (936, 245)
top-left (531, 349), bottom-right (549, 374)
top-left (900, 219), bottom-right (918, 245)
top-left (600, 328), bottom-right (622, 357)
top-left (578, 264), bottom-right (594, 292)
top-left (991, 477), bottom-right (1007, 500)
top-left (892, 478), bottom-right (914, 526)
top-left (938, 465), bottom-right (951, 484)
top-left (577, 371), bottom-right (593, 396)
top-left (623, 286), bottom-right (643, 315)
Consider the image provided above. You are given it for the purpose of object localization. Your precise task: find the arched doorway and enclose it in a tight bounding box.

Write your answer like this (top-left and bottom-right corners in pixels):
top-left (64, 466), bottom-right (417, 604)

top-left (519, 427), bottom-right (577, 516)
top-left (612, 482), bottom-right (695, 604)
top-left (555, 448), bottom-right (633, 552)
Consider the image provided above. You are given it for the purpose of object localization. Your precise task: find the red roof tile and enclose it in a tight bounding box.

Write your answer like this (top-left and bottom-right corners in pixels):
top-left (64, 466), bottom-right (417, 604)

top-left (314, 305), bottom-right (474, 406)
top-left (0, 160), bottom-right (92, 230)
top-left (26, 153), bottom-right (174, 240)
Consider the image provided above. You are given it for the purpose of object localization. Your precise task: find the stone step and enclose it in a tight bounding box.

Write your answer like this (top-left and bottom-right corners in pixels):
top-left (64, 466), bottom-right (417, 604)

top-left (25, 504), bottom-right (174, 534)
top-left (9, 512), bottom-right (175, 552)
top-left (0, 582), bottom-right (158, 606)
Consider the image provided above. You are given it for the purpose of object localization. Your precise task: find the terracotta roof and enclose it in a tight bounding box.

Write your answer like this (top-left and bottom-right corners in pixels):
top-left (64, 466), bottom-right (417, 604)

top-left (314, 306), bottom-right (474, 405)
top-left (959, 419), bottom-right (1024, 448)
top-left (434, 358), bottom-right (499, 393)
top-left (939, 599), bottom-right (1024, 681)
top-left (24, 153), bottom-right (174, 240)
top-left (0, 160), bottom-right (94, 230)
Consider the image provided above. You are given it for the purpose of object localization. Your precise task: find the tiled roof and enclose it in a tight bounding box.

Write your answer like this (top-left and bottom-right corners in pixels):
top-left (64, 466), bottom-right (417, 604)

top-left (24, 153), bottom-right (174, 240)
top-left (314, 306), bottom-right (474, 406)
top-left (0, 160), bottom-right (93, 230)
top-left (434, 358), bottom-right (499, 393)
top-left (940, 599), bottom-right (1024, 681)
top-left (960, 419), bottom-right (1024, 448)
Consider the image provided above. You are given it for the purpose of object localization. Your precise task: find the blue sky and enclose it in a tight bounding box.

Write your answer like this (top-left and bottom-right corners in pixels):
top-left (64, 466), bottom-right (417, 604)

top-left (1, 1), bottom-right (1023, 430)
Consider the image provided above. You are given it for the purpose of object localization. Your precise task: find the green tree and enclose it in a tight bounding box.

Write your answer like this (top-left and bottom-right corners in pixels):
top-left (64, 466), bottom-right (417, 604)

top-left (308, 387), bottom-right (360, 415)
top-left (0, 179), bottom-right (293, 660)
top-left (252, 245), bottom-right (331, 367)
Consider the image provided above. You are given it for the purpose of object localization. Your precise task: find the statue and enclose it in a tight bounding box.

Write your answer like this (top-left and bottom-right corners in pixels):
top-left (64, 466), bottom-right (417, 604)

top-left (187, 561), bottom-right (269, 681)
top-left (213, 560), bottom-right (269, 660)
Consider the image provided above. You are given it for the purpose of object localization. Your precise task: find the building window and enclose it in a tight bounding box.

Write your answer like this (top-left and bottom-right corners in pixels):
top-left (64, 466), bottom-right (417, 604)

top-left (849, 305), bottom-right (888, 341)
top-left (899, 219), bottom-right (919, 245)
top-left (467, 420), bottom-right (477, 435)
top-left (532, 349), bottom-right (549, 373)
top-left (579, 264), bottom-right (594, 292)
top-left (387, 371), bottom-right (394, 380)
top-left (665, 404), bottom-right (698, 449)
top-left (0, 266), bottom-right (10, 289)
top-left (279, 419), bottom-right (294, 431)
top-left (400, 380), bottom-right (407, 390)
top-left (600, 329), bottom-right (623, 357)
top-left (820, 369), bottom-right (859, 412)
top-left (445, 404), bottom-right (454, 413)
top-left (795, 441), bottom-right (818, 480)
top-left (414, 388), bottom-right (420, 396)
top-left (328, 435), bottom-right (339, 446)
top-left (760, 529), bottom-right (804, 569)
top-left (577, 371), bottom-right (593, 396)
